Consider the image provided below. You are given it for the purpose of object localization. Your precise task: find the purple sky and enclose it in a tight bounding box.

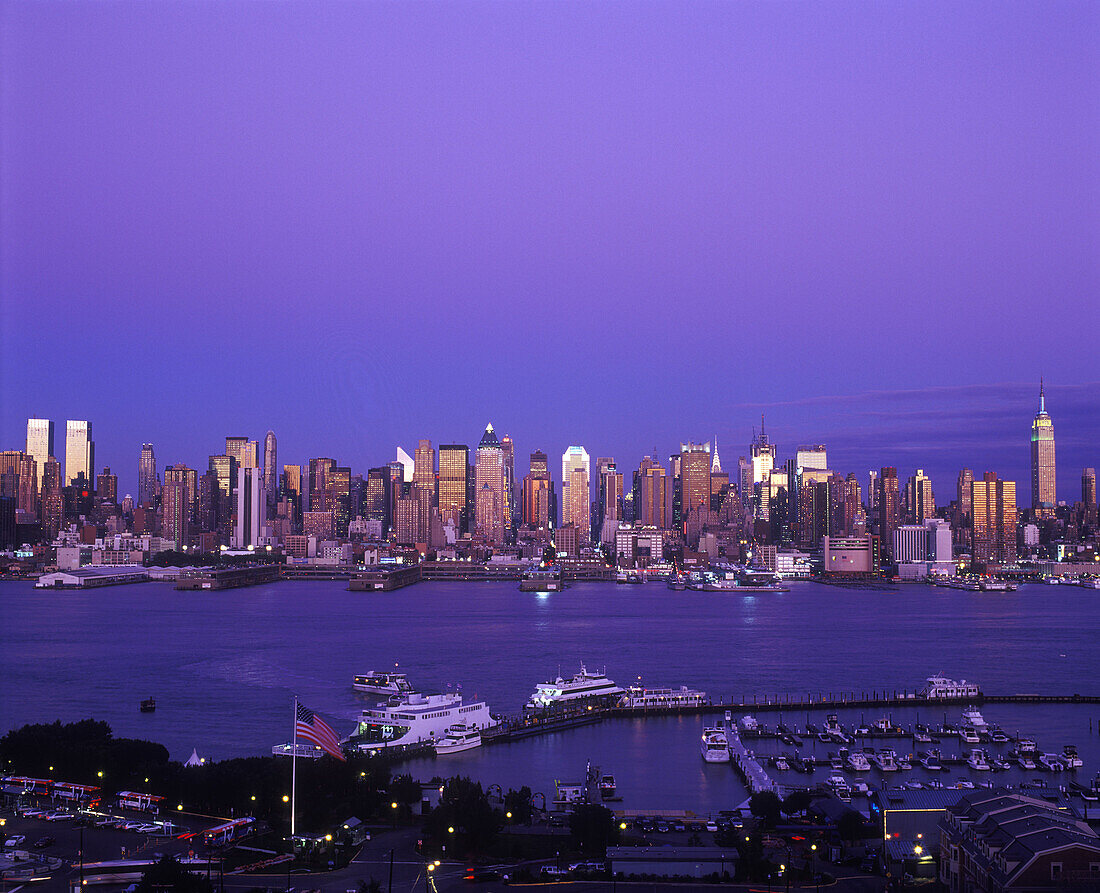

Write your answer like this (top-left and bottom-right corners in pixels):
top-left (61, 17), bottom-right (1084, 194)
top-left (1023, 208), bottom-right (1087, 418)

top-left (2, 1), bottom-right (1098, 503)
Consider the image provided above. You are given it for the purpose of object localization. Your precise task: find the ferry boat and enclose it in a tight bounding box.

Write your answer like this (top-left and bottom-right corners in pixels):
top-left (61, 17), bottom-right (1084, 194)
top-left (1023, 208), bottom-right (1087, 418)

top-left (919, 675), bottom-right (981, 700)
top-left (349, 691), bottom-right (497, 752)
top-left (619, 685), bottom-right (708, 709)
top-left (960, 707), bottom-right (988, 731)
top-left (353, 671), bottom-right (415, 697)
top-left (139, 697), bottom-right (156, 713)
top-left (519, 566), bottom-right (563, 592)
top-left (979, 579), bottom-right (1017, 591)
top-left (700, 728), bottom-right (729, 763)
top-left (935, 577), bottom-right (982, 591)
top-left (700, 578), bottom-right (789, 593)
top-left (847, 752), bottom-right (872, 772)
top-left (434, 723), bottom-right (482, 755)
top-left (526, 664), bottom-right (624, 711)
top-left (966, 749), bottom-right (991, 771)
top-left (872, 750), bottom-right (899, 771)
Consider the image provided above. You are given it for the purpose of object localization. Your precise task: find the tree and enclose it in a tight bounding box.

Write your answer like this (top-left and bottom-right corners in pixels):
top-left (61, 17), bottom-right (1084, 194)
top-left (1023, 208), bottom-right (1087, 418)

top-left (136, 857), bottom-right (213, 893)
top-left (837, 811), bottom-right (869, 843)
top-left (503, 786), bottom-right (533, 825)
top-left (782, 790), bottom-right (812, 817)
top-left (388, 774), bottom-right (422, 810)
top-left (749, 791), bottom-right (782, 829)
top-left (423, 777), bottom-right (502, 856)
top-left (569, 804), bottom-right (619, 854)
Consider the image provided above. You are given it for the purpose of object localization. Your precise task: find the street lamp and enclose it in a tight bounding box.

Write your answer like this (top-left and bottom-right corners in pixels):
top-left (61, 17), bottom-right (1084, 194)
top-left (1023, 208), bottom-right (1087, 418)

top-left (810, 844), bottom-right (819, 893)
top-left (391, 802), bottom-right (398, 830)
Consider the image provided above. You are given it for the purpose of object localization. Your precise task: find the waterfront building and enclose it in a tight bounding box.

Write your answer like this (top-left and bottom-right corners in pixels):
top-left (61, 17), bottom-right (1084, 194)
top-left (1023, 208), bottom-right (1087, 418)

top-left (1030, 380), bottom-right (1056, 516)
top-left (679, 442), bottom-right (712, 524)
top-left (232, 466), bottom-right (263, 548)
top-left (1084, 467), bottom-right (1097, 510)
top-left (474, 424), bottom-right (507, 544)
top-left (438, 444), bottom-right (470, 533)
top-left (614, 523), bottom-right (663, 567)
top-left (138, 443), bottom-right (158, 507)
top-left (25, 418), bottom-right (55, 485)
top-left (65, 420), bottom-right (94, 486)
top-left (892, 525), bottom-right (928, 564)
top-left (522, 450), bottom-right (553, 529)
top-left (904, 468), bottom-right (935, 522)
top-left (971, 472), bottom-right (1017, 567)
top-left (876, 467), bottom-right (900, 558)
top-left (822, 534), bottom-right (880, 576)
top-left (561, 445), bottom-right (590, 541)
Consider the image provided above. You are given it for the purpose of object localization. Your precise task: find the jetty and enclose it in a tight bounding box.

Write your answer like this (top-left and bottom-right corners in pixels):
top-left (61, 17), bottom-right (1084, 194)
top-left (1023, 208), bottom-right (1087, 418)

top-left (724, 716), bottom-right (778, 795)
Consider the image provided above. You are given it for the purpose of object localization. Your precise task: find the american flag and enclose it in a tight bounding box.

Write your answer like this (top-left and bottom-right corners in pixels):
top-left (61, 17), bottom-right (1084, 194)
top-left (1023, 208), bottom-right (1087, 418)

top-left (295, 703), bottom-right (346, 761)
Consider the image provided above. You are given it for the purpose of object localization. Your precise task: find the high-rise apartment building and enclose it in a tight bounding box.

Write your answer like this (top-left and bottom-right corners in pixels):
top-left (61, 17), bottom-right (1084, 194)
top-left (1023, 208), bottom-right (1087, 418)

top-left (634, 457), bottom-right (669, 530)
top-left (905, 469), bottom-right (935, 522)
top-left (1030, 380), bottom-right (1056, 515)
top-left (474, 424), bottom-right (507, 544)
top-left (501, 434), bottom-right (515, 533)
top-left (438, 445), bottom-right (470, 533)
top-left (522, 450), bottom-right (553, 529)
top-left (164, 464), bottom-right (197, 523)
top-left (561, 446), bottom-right (591, 541)
top-left (971, 472), bottom-right (1017, 566)
top-left (95, 467), bottom-right (117, 503)
top-left (162, 480), bottom-right (189, 549)
top-left (25, 419), bottom-right (55, 485)
top-left (263, 430), bottom-right (278, 516)
top-left (138, 443), bottom-right (158, 507)
top-left (308, 458), bottom-right (335, 512)
top-left (65, 420), bottom-right (94, 486)
top-left (0, 451), bottom-right (37, 515)
top-left (876, 467), bottom-right (900, 557)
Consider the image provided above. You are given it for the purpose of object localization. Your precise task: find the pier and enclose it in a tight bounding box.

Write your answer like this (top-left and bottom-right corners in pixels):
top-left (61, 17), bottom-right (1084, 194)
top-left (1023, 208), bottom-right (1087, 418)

top-left (725, 721), bottom-right (778, 795)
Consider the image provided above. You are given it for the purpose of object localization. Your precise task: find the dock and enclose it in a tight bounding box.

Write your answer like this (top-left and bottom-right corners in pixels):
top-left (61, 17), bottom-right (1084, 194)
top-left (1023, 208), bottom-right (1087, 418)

top-left (175, 564), bottom-right (281, 590)
top-left (725, 719), bottom-right (778, 795)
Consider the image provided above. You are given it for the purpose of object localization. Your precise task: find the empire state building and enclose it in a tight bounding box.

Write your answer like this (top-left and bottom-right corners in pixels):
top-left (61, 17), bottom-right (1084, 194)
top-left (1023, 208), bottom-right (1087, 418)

top-left (1030, 380), bottom-right (1056, 516)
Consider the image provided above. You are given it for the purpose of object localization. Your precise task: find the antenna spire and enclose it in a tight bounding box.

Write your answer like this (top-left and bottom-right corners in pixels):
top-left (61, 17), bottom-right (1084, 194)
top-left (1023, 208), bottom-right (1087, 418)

top-left (1039, 377), bottom-right (1045, 413)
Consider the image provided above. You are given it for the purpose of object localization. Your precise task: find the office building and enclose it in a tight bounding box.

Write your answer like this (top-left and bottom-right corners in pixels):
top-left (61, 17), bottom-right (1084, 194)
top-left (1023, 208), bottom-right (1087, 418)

top-left (308, 457), bottom-right (335, 511)
top-left (1030, 380), bottom-right (1056, 516)
top-left (795, 445), bottom-right (828, 470)
top-left (501, 433), bottom-right (515, 532)
top-left (971, 472), bottom-right (1017, 566)
top-left (905, 469), bottom-right (935, 522)
top-left (0, 451), bottom-right (37, 515)
top-left (1083, 467), bottom-right (1097, 510)
top-left (65, 420), bottom-right (94, 486)
top-left (263, 430), bottom-right (278, 515)
top-left (892, 525), bottom-right (928, 564)
top-left (596, 458), bottom-right (624, 545)
top-left (138, 443), bottom-right (158, 507)
top-left (365, 467), bottom-right (391, 532)
top-left (679, 442), bottom-right (712, 522)
top-left (438, 444), bottom-right (469, 533)
top-left (877, 467), bottom-right (900, 557)
top-left (561, 445), bottom-right (591, 542)
top-left (26, 418), bottom-right (55, 485)
top-left (164, 464), bottom-right (197, 523)
top-left (474, 424), bottom-right (507, 544)
top-left (225, 437), bottom-right (250, 470)
top-left (634, 457), bottom-right (669, 530)
top-left (750, 418), bottom-right (776, 518)
top-left (522, 450), bottom-right (553, 529)
top-left (232, 466), bottom-right (264, 548)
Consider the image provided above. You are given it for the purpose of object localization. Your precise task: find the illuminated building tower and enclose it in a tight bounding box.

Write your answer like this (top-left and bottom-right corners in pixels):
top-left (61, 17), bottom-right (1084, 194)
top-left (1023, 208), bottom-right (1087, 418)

top-left (65, 420), bottom-right (94, 486)
top-left (138, 444), bottom-right (158, 507)
top-left (413, 439), bottom-right (437, 542)
top-left (365, 467), bottom-right (391, 534)
top-left (905, 469), bottom-right (936, 522)
top-left (474, 424), bottom-right (507, 544)
top-left (634, 457), bottom-right (669, 530)
top-left (501, 434), bottom-right (516, 534)
top-left (282, 464), bottom-right (302, 502)
top-left (737, 456), bottom-right (752, 504)
top-left (26, 418), bottom-right (55, 486)
top-left (438, 445), bottom-right (470, 533)
top-left (263, 430), bottom-right (278, 518)
top-left (225, 437), bottom-right (249, 470)
top-left (327, 466), bottom-right (352, 537)
top-left (876, 467), bottom-right (900, 558)
top-left (197, 470), bottom-right (219, 533)
top-left (522, 450), bottom-right (553, 529)
top-left (1030, 380), bottom-right (1056, 516)
top-left (1083, 468), bottom-right (1097, 510)
top-left (95, 467), bottom-right (117, 503)
top-left (957, 469), bottom-right (974, 517)
top-left (868, 470), bottom-right (879, 516)
top-left (971, 472), bottom-right (1018, 566)
top-left (669, 453), bottom-right (682, 530)
top-left (679, 443), bottom-right (712, 527)
top-left (232, 466), bottom-right (263, 548)
top-left (561, 446), bottom-right (591, 542)
top-left (162, 479), bottom-right (189, 549)
top-left (796, 445), bottom-right (828, 470)
top-left (842, 473), bottom-right (863, 535)
top-left (0, 452), bottom-right (37, 515)
top-left (750, 418), bottom-right (776, 519)
top-left (596, 458), bottom-right (624, 545)
top-left (165, 464), bottom-right (197, 524)
top-left (308, 458), bottom-right (335, 511)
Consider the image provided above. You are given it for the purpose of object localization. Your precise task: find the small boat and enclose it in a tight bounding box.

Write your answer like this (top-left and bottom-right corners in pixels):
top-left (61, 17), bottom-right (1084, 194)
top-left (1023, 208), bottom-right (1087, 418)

top-left (598, 775), bottom-right (617, 799)
top-left (700, 728), bottom-right (729, 763)
top-left (140, 698), bottom-right (156, 713)
top-left (990, 755), bottom-right (1011, 771)
top-left (897, 756), bottom-right (913, 771)
top-left (434, 723), bottom-right (482, 755)
top-left (920, 752), bottom-right (943, 771)
top-left (773, 755), bottom-right (791, 771)
top-left (989, 727), bottom-right (1009, 744)
top-left (1016, 737), bottom-right (1038, 754)
top-left (906, 781), bottom-right (924, 790)
top-left (926, 779), bottom-right (944, 790)
top-left (1018, 754), bottom-right (1037, 770)
top-left (1062, 746), bottom-right (1083, 770)
top-left (914, 730), bottom-right (932, 744)
top-left (872, 750), bottom-right (899, 772)
top-left (1038, 753), bottom-right (1065, 772)
top-left (966, 749), bottom-right (990, 771)
top-left (847, 752), bottom-right (872, 772)
top-left (827, 776), bottom-right (851, 801)
top-left (954, 778), bottom-right (975, 790)
top-left (960, 726), bottom-right (980, 745)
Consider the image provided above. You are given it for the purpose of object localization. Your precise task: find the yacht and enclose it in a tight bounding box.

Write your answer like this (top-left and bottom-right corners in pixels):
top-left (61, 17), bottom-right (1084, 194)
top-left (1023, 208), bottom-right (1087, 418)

top-left (872, 750), bottom-right (899, 772)
top-left (1062, 745), bottom-right (1083, 769)
top-left (1039, 753), bottom-right (1065, 772)
top-left (434, 723), bottom-right (482, 755)
top-left (823, 714), bottom-right (851, 744)
top-left (700, 728), bottom-right (729, 763)
top-left (619, 685), bottom-right (708, 709)
top-left (897, 755), bottom-right (913, 771)
top-left (740, 715), bottom-right (760, 733)
top-left (914, 729), bottom-right (932, 744)
top-left (353, 671), bottom-right (415, 697)
top-left (966, 749), bottom-right (991, 771)
top-left (847, 752), bottom-right (872, 772)
top-left (1017, 753), bottom-right (1037, 771)
top-left (1016, 737), bottom-right (1038, 754)
top-left (919, 676), bottom-right (981, 700)
top-left (990, 755), bottom-right (1012, 771)
top-left (960, 707), bottom-right (988, 731)
top-left (920, 752), bottom-right (943, 771)
top-left (827, 776), bottom-right (851, 801)
top-left (773, 754), bottom-right (790, 771)
top-left (954, 778), bottom-right (975, 790)
top-left (960, 726), bottom-right (981, 745)
top-left (598, 775), bottom-right (617, 799)
top-left (350, 691), bottom-right (497, 752)
top-left (989, 727), bottom-right (1009, 744)
top-left (526, 664), bottom-right (624, 711)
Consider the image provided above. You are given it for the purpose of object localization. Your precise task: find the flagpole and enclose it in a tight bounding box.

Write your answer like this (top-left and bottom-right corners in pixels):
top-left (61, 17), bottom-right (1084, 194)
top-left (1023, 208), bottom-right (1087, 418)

top-left (291, 696), bottom-right (298, 839)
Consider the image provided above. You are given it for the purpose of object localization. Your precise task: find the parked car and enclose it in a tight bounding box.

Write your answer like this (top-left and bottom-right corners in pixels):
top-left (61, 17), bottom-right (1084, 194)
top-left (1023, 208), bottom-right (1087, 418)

top-left (4, 835), bottom-right (27, 848)
top-left (540, 866), bottom-right (568, 877)
top-left (705, 821), bottom-right (718, 832)
top-left (673, 821), bottom-right (686, 832)
top-left (34, 837), bottom-right (55, 849)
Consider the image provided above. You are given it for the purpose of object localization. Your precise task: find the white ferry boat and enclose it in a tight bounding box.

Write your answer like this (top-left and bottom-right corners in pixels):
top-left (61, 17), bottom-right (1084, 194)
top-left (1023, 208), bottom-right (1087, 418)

top-left (700, 728), bottom-right (729, 762)
top-left (919, 675), bottom-right (981, 700)
top-left (526, 664), bottom-right (624, 711)
top-left (434, 723), bottom-right (482, 755)
top-left (353, 671), bottom-right (415, 697)
top-left (350, 692), bottom-right (497, 752)
top-left (619, 685), bottom-right (708, 709)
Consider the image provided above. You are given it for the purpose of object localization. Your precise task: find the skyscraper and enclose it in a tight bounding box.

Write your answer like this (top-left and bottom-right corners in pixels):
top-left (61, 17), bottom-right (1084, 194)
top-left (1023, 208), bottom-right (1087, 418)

top-left (162, 479), bottom-right (189, 549)
top-left (138, 443), bottom-right (158, 507)
top-left (225, 437), bottom-right (249, 469)
top-left (501, 434), bottom-right (516, 533)
top-left (680, 442), bottom-right (712, 524)
top-left (308, 458), bottom-right (335, 511)
top-left (233, 466), bottom-right (264, 548)
top-left (25, 418), bottom-right (54, 485)
top-left (165, 464), bottom-right (198, 523)
top-left (634, 457), bottom-right (669, 530)
top-left (263, 430), bottom-right (278, 516)
top-left (905, 469), bottom-right (936, 522)
top-left (877, 467), bottom-right (900, 557)
top-left (438, 445), bottom-right (470, 533)
top-left (64, 420), bottom-right (94, 486)
top-left (971, 472), bottom-right (1017, 566)
top-left (1083, 468), bottom-right (1097, 510)
top-left (1030, 380), bottom-right (1056, 516)
top-left (596, 458), bottom-right (624, 544)
top-left (413, 439), bottom-right (437, 543)
top-left (796, 445), bottom-right (828, 470)
top-left (474, 424), bottom-right (507, 544)
top-left (561, 445), bottom-right (590, 541)
top-left (750, 418), bottom-right (776, 519)
top-left (522, 450), bottom-right (553, 529)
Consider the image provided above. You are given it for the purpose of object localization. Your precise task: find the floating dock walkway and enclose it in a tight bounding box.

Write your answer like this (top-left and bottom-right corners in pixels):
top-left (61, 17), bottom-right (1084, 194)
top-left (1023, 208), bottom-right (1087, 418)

top-left (723, 715), bottom-right (778, 795)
